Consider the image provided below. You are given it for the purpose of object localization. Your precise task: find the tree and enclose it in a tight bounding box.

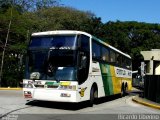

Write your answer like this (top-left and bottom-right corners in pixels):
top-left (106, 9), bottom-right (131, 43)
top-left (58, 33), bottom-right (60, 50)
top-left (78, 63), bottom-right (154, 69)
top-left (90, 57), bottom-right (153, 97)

top-left (0, 7), bottom-right (28, 87)
top-left (22, 6), bottom-right (95, 32)
top-left (101, 21), bottom-right (160, 70)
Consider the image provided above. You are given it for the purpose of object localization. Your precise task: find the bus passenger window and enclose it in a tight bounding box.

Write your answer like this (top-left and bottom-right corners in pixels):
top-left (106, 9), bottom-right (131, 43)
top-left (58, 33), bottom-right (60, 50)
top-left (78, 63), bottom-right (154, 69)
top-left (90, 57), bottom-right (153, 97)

top-left (92, 41), bottom-right (101, 60)
top-left (110, 51), bottom-right (116, 62)
top-left (116, 53), bottom-right (122, 66)
top-left (122, 57), bottom-right (131, 70)
top-left (101, 47), bottom-right (109, 62)
top-left (126, 59), bottom-right (132, 70)
top-left (122, 57), bottom-right (126, 68)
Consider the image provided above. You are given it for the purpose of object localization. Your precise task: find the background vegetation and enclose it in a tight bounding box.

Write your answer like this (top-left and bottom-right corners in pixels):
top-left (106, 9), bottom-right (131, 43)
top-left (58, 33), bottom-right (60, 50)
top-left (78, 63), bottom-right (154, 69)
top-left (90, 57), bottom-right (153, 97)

top-left (1, 0), bottom-right (160, 87)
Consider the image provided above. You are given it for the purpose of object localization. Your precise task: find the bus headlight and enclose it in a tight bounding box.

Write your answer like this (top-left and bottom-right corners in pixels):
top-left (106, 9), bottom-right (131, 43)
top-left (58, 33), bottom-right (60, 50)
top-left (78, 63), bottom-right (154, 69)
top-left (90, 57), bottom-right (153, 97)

top-left (24, 84), bottom-right (34, 88)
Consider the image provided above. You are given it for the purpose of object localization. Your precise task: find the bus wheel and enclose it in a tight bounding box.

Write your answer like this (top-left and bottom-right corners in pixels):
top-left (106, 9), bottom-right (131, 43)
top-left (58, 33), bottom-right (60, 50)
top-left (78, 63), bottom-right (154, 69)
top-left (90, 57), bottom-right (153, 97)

top-left (125, 83), bottom-right (128, 95)
top-left (89, 86), bottom-right (97, 107)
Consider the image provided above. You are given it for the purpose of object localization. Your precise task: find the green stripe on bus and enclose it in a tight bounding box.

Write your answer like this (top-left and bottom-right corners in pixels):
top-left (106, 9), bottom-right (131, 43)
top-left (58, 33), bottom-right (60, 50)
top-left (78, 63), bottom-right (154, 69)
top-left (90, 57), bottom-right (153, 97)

top-left (45, 82), bottom-right (60, 86)
top-left (100, 64), bottom-right (114, 96)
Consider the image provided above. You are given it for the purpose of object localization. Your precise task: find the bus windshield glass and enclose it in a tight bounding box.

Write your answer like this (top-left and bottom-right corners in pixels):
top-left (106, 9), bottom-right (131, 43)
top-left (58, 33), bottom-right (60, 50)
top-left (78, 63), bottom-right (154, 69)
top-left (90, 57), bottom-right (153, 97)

top-left (25, 35), bottom-right (78, 81)
top-left (29, 35), bottom-right (77, 50)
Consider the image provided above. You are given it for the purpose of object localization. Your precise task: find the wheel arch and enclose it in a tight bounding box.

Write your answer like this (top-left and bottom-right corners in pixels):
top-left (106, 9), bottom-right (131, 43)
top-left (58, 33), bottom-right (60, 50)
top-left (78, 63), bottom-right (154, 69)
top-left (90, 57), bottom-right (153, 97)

top-left (91, 82), bottom-right (98, 97)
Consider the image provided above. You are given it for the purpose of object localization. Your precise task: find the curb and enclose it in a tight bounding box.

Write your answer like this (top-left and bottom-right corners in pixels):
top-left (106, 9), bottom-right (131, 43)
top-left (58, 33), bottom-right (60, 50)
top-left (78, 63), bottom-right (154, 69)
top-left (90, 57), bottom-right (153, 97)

top-left (0, 88), bottom-right (22, 90)
top-left (132, 96), bottom-right (160, 110)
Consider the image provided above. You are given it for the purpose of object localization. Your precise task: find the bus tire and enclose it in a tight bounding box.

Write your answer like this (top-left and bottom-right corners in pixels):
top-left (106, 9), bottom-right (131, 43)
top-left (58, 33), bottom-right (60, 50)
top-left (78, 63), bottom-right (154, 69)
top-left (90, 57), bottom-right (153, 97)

top-left (125, 83), bottom-right (128, 95)
top-left (89, 85), bottom-right (98, 107)
top-left (121, 83), bottom-right (126, 97)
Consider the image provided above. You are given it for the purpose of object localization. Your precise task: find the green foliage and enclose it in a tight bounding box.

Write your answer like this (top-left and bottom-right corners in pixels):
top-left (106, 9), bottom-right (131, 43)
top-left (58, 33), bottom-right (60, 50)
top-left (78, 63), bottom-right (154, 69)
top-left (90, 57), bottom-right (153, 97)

top-left (2, 54), bottom-right (24, 87)
top-left (101, 21), bottom-right (160, 69)
top-left (23, 7), bottom-right (94, 32)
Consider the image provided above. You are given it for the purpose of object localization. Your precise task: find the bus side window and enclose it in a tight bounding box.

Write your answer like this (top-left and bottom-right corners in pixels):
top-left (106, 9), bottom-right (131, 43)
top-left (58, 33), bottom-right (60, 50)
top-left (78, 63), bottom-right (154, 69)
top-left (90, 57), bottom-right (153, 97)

top-left (116, 53), bottom-right (122, 66)
top-left (92, 41), bottom-right (101, 61)
top-left (110, 50), bottom-right (116, 63)
top-left (122, 57), bottom-right (126, 68)
top-left (122, 57), bottom-right (131, 70)
top-left (126, 58), bottom-right (132, 70)
top-left (101, 47), bottom-right (109, 62)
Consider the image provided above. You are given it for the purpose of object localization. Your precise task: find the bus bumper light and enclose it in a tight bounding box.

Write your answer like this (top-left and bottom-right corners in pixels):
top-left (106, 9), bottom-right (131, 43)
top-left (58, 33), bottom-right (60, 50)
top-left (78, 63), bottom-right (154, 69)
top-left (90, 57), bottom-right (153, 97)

top-left (60, 93), bottom-right (71, 97)
top-left (24, 91), bottom-right (32, 98)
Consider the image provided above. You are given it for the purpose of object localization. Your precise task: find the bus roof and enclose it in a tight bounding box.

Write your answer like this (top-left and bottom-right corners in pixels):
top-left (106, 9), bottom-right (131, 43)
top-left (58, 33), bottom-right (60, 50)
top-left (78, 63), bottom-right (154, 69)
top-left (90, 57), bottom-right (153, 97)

top-left (32, 30), bottom-right (131, 59)
top-left (32, 30), bottom-right (92, 37)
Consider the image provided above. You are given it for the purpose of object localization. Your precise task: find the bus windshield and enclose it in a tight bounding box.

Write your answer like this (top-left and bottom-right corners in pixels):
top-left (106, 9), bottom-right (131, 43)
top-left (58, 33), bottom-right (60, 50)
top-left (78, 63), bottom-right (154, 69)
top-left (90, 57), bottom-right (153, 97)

top-left (26, 50), bottom-right (77, 81)
top-left (29, 35), bottom-right (77, 50)
top-left (25, 35), bottom-right (78, 81)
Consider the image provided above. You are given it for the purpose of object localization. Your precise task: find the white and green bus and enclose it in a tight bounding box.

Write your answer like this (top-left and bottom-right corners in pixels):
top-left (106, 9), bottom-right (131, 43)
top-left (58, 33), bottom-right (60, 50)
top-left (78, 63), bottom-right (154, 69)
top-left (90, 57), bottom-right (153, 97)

top-left (23, 30), bottom-right (132, 106)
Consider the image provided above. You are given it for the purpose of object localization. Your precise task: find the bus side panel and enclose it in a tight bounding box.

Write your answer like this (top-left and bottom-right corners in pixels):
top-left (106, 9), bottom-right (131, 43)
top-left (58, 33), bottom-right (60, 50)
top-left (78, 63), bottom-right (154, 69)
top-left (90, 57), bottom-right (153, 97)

top-left (76, 75), bottom-right (105, 102)
top-left (127, 78), bottom-right (132, 91)
top-left (114, 67), bottom-right (132, 92)
top-left (110, 66), bottom-right (122, 94)
top-left (76, 77), bottom-right (92, 102)
top-left (84, 62), bottom-right (106, 99)
top-left (100, 64), bottom-right (114, 96)
top-left (100, 64), bottom-right (123, 96)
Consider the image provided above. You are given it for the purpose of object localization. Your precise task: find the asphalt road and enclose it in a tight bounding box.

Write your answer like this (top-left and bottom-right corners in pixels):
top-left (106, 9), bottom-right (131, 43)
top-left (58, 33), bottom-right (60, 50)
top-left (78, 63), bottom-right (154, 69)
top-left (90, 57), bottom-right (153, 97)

top-left (0, 90), bottom-right (160, 120)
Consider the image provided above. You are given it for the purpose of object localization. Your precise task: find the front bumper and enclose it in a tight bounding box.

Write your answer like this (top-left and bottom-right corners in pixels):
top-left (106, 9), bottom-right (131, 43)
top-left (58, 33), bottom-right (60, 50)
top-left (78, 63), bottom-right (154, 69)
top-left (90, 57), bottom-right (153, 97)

top-left (23, 88), bottom-right (78, 102)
